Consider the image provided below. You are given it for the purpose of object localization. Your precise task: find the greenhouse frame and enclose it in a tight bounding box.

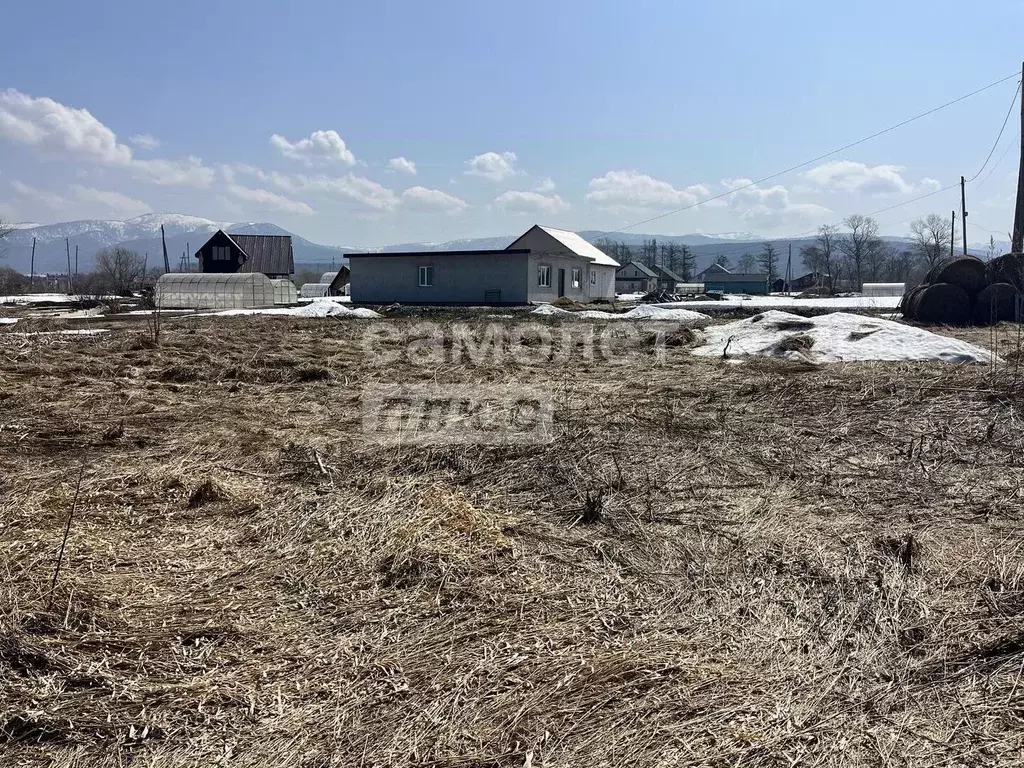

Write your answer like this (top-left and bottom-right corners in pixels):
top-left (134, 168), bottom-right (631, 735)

top-left (156, 273), bottom-right (277, 309)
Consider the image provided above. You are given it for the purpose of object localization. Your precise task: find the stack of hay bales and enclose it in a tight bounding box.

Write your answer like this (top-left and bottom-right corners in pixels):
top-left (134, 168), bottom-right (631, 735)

top-left (901, 254), bottom-right (1023, 326)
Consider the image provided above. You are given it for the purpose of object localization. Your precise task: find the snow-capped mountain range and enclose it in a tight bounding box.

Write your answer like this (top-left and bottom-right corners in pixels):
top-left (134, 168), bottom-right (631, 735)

top-left (0, 213), bottom-right (1006, 274)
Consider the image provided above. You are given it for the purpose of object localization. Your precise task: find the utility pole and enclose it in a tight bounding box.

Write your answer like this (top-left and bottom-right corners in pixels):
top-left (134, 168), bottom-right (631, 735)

top-left (161, 224), bottom-right (170, 273)
top-left (786, 243), bottom-right (793, 294)
top-left (65, 238), bottom-right (73, 294)
top-left (961, 175), bottom-right (968, 256)
top-left (951, 211), bottom-right (956, 260)
top-left (29, 237), bottom-right (35, 292)
top-left (74, 244), bottom-right (78, 276)
top-left (1013, 59), bottom-right (1024, 252)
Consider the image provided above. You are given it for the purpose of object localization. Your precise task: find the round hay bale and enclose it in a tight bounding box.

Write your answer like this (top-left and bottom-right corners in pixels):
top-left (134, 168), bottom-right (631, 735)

top-left (914, 283), bottom-right (970, 325)
top-left (925, 257), bottom-right (987, 296)
top-left (972, 282), bottom-right (1021, 326)
top-left (986, 253), bottom-right (1024, 291)
top-left (899, 284), bottom-right (927, 321)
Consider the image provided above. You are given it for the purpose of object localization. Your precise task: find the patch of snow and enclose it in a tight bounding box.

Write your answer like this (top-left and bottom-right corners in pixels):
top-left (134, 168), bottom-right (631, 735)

top-left (660, 294), bottom-right (903, 310)
top-left (6, 329), bottom-right (110, 337)
top-left (204, 299), bottom-right (380, 319)
top-left (692, 310), bottom-right (993, 364)
top-left (296, 295), bottom-right (352, 304)
top-left (0, 318), bottom-right (18, 325)
top-left (531, 303), bottom-right (711, 326)
top-left (1, 293), bottom-right (79, 304)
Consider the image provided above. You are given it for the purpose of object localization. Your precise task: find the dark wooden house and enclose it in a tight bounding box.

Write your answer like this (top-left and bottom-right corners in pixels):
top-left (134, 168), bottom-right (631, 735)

top-left (194, 230), bottom-right (295, 278)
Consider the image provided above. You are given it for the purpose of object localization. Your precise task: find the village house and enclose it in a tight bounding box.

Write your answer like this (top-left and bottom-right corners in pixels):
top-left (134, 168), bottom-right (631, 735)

top-left (615, 261), bottom-right (658, 294)
top-left (193, 231), bottom-right (295, 278)
top-left (346, 225), bottom-right (618, 305)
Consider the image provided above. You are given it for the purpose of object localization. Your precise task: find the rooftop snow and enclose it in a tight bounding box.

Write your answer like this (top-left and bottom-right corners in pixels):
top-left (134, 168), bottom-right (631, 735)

top-left (535, 226), bottom-right (619, 267)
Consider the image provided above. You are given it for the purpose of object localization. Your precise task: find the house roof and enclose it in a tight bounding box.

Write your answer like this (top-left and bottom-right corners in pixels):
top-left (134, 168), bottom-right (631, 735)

top-left (507, 225), bottom-right (620, 267)
top-left (707, 272), bottom-right (769, 283)
top-left (653, 264), bottom-right (684, 282)
top-left (697, 263), bottom-right (732, 277)
top-left (617, 260), bottom-right (658, 278)
top-left (224, 233), bottom-right (295, 275)
top-left (346, 248), bottom-right (529, 258)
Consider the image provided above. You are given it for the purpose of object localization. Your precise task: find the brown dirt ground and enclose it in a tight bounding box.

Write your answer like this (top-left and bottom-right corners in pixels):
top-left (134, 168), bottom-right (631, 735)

top-left (2, 314), bottom-right (1024, 766)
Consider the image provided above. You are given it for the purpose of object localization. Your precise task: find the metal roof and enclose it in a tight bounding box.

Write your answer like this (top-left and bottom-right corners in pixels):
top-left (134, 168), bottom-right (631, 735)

top-left (225, 233), bottom-right (295, 276)
top-left (707, 272), bottom-right (769, 282)
top-left (506, 225), bottom-right (620, 267)
top-left (617, 260), bottom-right (658, 278)
top-left (653, 263), bottom-right (684, 282)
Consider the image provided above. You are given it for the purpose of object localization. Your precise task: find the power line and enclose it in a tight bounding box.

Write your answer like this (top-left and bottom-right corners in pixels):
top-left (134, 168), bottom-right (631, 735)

top-left (977, 129), bottom-right (1020, 190)
top-left (596, 69), bottom-right (1019, 238)
top-left (967, 80), bottom-right (1021, 182)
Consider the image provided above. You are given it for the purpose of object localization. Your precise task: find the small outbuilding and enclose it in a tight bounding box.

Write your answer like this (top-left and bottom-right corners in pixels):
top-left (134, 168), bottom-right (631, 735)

top-left (703, 272), bottom-right (770, 295)
top-left (193, 231), bottom-right (295, 278)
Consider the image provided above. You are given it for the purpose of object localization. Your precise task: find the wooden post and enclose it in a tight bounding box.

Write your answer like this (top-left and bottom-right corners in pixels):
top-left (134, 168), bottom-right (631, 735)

top-left (960, 175), bottom-right (968, 256)
top-left (951, 211), bottom-right (956, 260)
top-left (29, 237), bottom-right (35, 292)
top-left (786, 243), bottom-right (793, 294)
top-left (65, 238), bottom-right (73, 294)
top-left (1013, 60), bottom-right (1024, 252)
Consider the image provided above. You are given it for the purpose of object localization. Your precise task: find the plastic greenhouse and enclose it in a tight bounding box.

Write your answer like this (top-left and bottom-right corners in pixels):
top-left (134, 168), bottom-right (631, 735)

top-left (300, 283), bottom-right (331, 298)
top-left (156, 273), bottom-right (277, 309)
top-left (271, 279), bottom-right (298, 305)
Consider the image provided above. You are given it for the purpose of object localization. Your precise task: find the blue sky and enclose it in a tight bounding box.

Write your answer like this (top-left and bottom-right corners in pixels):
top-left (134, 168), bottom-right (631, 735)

top-left (1, 0), bottom-right (1023, 246)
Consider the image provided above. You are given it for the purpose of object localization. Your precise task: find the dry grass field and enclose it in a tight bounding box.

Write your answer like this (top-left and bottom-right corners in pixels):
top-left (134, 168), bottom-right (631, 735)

top-left (3, 313), bottom-right (1024, 766)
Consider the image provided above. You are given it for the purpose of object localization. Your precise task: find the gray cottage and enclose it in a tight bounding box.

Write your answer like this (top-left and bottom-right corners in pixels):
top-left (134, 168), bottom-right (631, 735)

top-left (347, 225), bottom-right (619, 305)
top-left (615, 261), bottom-right (658, 294)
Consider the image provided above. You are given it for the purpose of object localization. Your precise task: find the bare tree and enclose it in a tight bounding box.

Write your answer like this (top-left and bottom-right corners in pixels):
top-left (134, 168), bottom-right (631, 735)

top-left (758, 242), bottom-right (779, 283)
top-left (95, 246), bottom-right (147, 296)
top-left (0, 217), bottom-right (14, 259)
top-left (738, 253), bottom-right (756, 272)
top-left (864, 241), bottom-right (893, 283)
top-left (714, 253), bottom-right (732, 269)
top-left (908, 214), bottom-right (952, 271)
top-left (803, 224), bottom-right (841, 293)
top-left (839, 215), bottom-right (880, 290)
top-left (886, 248), bottom-right (918, 283)
top-left (679, 244), bottom-right (696, 280)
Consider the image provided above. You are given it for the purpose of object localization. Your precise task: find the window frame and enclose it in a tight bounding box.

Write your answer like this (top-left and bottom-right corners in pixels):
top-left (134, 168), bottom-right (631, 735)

top-left (418, 265), bottom-right (434, 287)
top-left (538, 264), bottom-right (551, 288)
top-left (571, 268), bottom-right (581, 289)
top-left (590, 270), bottom-right (597, 285)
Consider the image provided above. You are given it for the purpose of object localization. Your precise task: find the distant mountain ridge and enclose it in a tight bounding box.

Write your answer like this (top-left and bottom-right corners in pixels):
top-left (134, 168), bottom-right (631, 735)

top-left (0, 213), bottom-right (1004, 275)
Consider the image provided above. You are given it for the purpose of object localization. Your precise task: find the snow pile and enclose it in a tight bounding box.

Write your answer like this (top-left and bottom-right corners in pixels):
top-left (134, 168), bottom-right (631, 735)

top-left (210, 299), bottom-right (380, 319)
top-left (692, 310), bottom-right (993, 364)
top-left (6, 329), bottom-right (110, 337)
top-left (531, 303), bottom-right (711, 327)
top-left (0, 318), bottom-right (18, 325)
top-left (660, 294), bottom-right (902, 310)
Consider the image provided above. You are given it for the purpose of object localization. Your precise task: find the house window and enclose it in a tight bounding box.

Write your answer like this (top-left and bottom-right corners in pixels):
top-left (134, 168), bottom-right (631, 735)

top-left (571, 268), bottom-right (581, 289)
top-left (538, 265), bottom-right (551, 288)
top-left (590, 270), bottom-right (597, 285)
top-left (419, 266), bottom-right (434, 287)
top-left (212, 246), bottom-right (231, 261)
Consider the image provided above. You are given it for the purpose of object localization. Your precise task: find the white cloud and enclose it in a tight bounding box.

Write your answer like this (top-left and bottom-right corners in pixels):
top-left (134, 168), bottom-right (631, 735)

top-left (68, 184), bottom-right (152, 217)
top-left (270, 130), bottom-right (356, 166)
top-left (585, 170), bottom-right (713, 212)
top-left (0, 89), bottom-right (213, 188)
top-left (129, 133), bottom-right (161, 150)
top-left (494, 189), bottom-right (570, 216)
top-left (920, 177), bottom-right (942, 191)
top-left (11, 180), bottom-right (68, 209)
top-left (132, 156), bottom-right (215, 187)
top-left (722, 178), bottom-right (832, 231)
top-left (222, 166), bottom-right (314, 215)
top-left (0, 89), bottom-right (131, 165)
top-left (230, 164), bottom-right (399, 212)
top-left (534, 177), bottom-right (556, 193)
top-left (803, 160), bottom-right (915, 195)
top-left (401, 186), bottom-right (468, 214)
top-left (388, 156), bottom-right (417, 175)
top-left (465, 151), bottom-right (519, 181)
top-left (12, 179), bottom-right (152, 218)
